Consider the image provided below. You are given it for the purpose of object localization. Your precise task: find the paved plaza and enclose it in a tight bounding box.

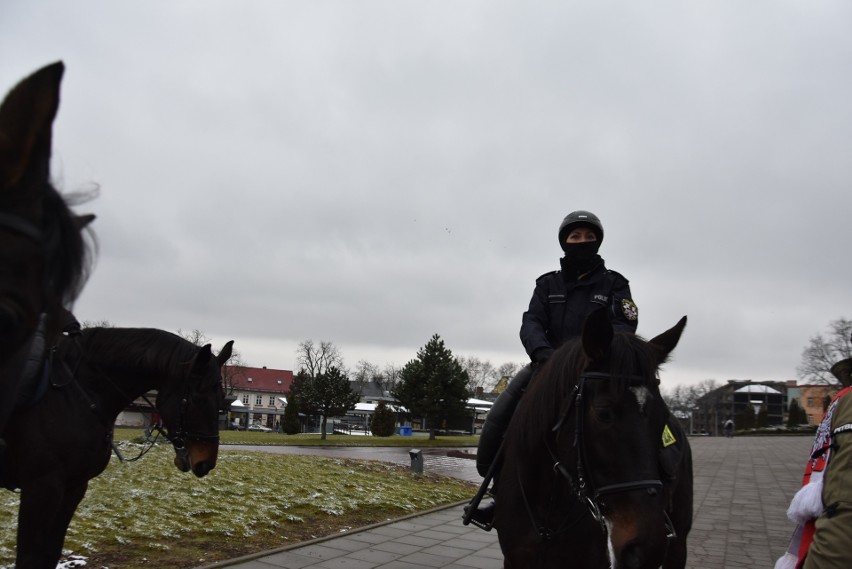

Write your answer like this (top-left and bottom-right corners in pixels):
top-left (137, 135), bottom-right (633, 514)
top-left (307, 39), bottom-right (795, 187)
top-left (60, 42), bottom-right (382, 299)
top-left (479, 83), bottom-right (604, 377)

top-left (198, 435), bottom-right (813, 569)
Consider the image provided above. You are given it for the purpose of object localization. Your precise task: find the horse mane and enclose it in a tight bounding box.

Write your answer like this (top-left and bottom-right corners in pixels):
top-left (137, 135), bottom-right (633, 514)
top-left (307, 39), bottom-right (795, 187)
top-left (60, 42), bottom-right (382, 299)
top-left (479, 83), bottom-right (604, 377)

top-left (81, 327), bottom-right (200, 378)
top-left (42, 186), bottom-right (94, 306)
top-left (509, 332), bottom-right (658, 459)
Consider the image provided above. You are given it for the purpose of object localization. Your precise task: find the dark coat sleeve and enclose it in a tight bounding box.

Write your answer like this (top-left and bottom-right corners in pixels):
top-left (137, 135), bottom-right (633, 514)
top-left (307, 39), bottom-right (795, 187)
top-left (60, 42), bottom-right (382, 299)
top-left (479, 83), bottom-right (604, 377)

top-left (519, 274), bottom-right (555, 360)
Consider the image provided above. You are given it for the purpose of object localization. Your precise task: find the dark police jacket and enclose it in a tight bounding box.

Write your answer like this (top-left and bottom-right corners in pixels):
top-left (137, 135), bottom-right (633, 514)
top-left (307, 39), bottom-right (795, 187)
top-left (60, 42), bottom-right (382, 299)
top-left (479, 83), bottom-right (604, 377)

top-left (520, 262), bottom-right (638, 360)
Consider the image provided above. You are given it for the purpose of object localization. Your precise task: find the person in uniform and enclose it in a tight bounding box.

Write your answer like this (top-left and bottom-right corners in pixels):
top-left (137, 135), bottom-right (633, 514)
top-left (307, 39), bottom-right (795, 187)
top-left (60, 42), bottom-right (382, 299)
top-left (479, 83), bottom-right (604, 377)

top-left (776, 351), bottom-right (852, 569)
top-left (465, 210), bottom-right (639, 526)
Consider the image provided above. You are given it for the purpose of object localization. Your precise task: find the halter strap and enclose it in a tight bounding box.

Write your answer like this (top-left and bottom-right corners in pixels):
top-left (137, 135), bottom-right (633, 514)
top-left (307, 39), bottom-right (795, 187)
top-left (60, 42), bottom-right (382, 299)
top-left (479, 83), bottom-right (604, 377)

top-left (0, 212), bottom-right (43, 242)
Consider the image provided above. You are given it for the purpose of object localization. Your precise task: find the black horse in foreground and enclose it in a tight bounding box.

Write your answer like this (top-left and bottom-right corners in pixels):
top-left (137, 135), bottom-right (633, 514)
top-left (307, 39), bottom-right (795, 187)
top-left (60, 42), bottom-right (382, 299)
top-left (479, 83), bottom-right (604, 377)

top-left (0, 62), bottom-right (95, 436)
top-left (1, 327), bottom-right (233, 569)
top-left (495, 309), bottom-right (693, 569)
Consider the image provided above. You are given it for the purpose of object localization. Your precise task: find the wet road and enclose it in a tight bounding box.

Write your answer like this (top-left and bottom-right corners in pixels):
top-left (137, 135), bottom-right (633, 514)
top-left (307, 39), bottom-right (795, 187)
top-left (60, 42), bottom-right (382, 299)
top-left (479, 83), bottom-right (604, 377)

top-left (224, 444), bottom-right (482, 483)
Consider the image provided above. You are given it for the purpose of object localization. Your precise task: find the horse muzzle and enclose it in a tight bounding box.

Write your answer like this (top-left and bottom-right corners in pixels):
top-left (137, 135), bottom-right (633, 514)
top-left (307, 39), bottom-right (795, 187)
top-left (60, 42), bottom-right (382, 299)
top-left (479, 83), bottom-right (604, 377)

top-left (172, 440), bottom-right (219, 478)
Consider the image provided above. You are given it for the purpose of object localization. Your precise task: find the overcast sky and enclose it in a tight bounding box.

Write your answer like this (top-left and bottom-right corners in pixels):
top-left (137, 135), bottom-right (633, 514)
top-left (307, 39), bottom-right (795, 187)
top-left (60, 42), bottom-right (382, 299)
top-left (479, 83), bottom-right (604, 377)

top-left (4, 1), bottom-right (850, 387)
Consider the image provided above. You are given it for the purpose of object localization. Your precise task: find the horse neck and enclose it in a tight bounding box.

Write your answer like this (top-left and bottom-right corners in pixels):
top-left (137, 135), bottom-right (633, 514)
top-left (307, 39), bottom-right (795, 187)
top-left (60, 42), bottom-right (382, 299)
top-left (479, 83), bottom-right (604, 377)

top-left (79, 329), bottom-right (188, 418)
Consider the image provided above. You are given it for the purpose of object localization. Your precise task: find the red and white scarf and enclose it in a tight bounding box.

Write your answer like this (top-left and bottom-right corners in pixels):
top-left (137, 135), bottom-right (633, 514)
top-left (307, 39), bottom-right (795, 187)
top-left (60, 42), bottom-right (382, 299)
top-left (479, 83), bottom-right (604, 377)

top-left (775, 386), bottom-right (852, 569)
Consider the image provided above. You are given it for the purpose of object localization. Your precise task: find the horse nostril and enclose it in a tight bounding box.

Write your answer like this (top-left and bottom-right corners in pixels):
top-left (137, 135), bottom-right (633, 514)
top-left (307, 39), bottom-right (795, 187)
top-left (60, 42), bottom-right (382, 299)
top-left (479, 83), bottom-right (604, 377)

top-left (193, 461), bottom-right (215, 478)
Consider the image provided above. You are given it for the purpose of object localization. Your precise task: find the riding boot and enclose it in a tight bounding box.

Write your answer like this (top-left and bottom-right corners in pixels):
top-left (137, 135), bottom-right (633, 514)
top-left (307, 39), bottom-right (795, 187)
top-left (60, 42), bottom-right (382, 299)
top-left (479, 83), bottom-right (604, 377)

top-left (468, 364), bottom-right (535, 525)
top-left (476, 364), bottom-right (534, 477)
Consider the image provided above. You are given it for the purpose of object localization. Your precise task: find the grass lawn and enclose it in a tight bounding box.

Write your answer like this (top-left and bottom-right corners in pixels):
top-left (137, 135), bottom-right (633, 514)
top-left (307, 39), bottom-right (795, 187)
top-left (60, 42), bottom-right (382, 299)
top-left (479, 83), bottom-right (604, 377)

top-left (0, 438), bottom-right (478, 569)
top-left (115, 427), bottom-right (481, 447)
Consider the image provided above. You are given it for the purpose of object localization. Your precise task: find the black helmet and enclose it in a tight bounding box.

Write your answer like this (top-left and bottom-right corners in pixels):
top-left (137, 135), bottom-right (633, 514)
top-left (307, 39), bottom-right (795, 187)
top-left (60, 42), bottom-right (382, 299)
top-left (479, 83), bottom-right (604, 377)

top-left (558, 210), bottom-right (604, 246)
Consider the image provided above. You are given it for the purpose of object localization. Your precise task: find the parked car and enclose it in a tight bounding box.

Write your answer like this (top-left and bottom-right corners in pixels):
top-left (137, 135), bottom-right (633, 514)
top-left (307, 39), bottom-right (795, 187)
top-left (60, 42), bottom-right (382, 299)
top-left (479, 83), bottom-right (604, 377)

top-left (247, 424), bottom-right (273, 432)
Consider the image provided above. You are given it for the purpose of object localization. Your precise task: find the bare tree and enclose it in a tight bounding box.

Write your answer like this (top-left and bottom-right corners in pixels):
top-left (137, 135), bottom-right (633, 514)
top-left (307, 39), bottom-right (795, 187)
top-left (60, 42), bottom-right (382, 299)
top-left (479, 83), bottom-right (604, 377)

top-left (352, 359), bottom-right (380, 395)
top-left (458, 356), bottom-right (496, 391)
top-left (496, 362), bottom-right (522, 385)
top-left (378, 363), bottom-right (402, 392)
top-left (82, 319), bottom-right (113, 328)
top-left (296, 339), bottom-right (344, 378)
top-left (798, 317), bottom-right (852, 384)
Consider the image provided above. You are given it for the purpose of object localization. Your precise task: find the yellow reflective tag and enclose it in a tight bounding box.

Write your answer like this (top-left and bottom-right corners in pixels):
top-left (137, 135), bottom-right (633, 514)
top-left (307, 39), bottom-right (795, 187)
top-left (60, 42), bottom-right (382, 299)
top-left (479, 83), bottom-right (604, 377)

top-left (662, 424), bottom-right (676, 447)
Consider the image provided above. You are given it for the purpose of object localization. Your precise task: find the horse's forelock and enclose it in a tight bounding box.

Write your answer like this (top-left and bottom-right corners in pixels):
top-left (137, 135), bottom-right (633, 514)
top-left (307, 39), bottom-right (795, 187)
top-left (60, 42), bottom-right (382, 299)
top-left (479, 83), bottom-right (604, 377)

top-left (604, 333), bottom-right (659, 399)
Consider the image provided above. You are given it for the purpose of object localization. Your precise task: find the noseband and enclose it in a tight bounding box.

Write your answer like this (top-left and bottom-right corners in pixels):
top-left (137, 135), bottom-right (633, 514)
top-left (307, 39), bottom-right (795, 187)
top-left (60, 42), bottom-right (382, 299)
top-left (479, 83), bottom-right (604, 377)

top-left (547, 371), bottom-right (674, 538)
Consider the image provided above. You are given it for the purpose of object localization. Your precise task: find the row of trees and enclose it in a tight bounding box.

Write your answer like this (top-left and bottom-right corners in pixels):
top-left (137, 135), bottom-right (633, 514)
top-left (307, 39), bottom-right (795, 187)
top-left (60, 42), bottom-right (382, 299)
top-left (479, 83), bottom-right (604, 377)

top-left (282, 335), bottom-right (482, 440)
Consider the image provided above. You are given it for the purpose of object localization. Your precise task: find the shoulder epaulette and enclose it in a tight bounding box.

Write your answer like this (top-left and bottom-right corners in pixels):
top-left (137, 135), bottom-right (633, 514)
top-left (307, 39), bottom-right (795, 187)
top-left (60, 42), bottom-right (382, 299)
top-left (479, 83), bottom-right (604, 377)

top-left (606, 269), bottom-right (629, 284)
top-left (536, 270), bottom-right (560, 283)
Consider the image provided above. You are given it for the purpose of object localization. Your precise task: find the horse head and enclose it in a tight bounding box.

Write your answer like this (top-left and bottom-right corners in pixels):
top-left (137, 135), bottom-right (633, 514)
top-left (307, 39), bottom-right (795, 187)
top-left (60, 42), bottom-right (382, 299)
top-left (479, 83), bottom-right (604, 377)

top-left (158, 340), bottom-right (233, 477)
top-left (574, 308), bottom-right (687, 569)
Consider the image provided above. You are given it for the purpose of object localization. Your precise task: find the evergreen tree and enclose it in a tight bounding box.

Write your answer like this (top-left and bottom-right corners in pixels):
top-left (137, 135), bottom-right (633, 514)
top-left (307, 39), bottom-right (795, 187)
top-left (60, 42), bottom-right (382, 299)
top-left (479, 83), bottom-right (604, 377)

top-left (393, 334), bottom-right (471, 440)
top-left (298, 366), bottom-right (360, 440)
top-left (757, 405), bottom-right (769, 428)
top-left (787, 398), bottom-right (804, 427)
top-left (281, 393), bottom-right (301, 435)
top-left (370, 401), bottom-right (397, 437)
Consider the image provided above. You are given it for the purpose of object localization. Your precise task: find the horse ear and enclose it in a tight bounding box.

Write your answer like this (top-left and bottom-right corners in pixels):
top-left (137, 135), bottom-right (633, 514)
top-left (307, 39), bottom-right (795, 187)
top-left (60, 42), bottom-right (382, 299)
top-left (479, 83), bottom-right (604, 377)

top-left (76, 213), bottom-right (96, 229)
top-left (217, 340), bottom-right (234, 367)
top-left (582, 306), bottom-right (614, 361)
top-left (0, 61), bottom-right (64, 191)
top-left (647, 316), bottom-right (687, 365)
top-left (191, 344), bottom-right (213, 371)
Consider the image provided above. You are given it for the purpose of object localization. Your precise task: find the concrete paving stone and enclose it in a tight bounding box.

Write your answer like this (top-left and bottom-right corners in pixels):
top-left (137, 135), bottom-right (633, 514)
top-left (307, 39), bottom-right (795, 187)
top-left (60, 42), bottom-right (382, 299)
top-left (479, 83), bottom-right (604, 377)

top-left (414, 529), bottom-right (461, 541)
top-left (396, 552), bottom-right (458, 567)
top-left (448, 557), bottom-right (500, 569)
top-left (347, 548), bottom-right (405, 564)
top-left (293, 545), bottom-right (350, 560)
top-left (375, 562), bottom-right (433, 569)
top-left (370, 541), bottom-right (423, 555)
top-left (250, 551), bottom-right (318, 568)
top-left (312, 557), bottom-right (376, 569)
top-left (393, 535), bottom-right (444, 548)
top-left (344, 532), bottom-right (393, 546)
top-left (420, 544), bottom-right (479, 559)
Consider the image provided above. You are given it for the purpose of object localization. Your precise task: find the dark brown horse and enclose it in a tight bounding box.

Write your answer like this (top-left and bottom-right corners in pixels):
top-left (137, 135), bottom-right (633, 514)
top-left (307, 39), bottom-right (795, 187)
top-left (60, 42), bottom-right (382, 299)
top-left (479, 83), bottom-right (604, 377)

top-left (494, 309), bottom-right (692, 569)
top-left (1, 327), bottom-right (233, 569)
top-left (0, 62), bottom-right (94, 436)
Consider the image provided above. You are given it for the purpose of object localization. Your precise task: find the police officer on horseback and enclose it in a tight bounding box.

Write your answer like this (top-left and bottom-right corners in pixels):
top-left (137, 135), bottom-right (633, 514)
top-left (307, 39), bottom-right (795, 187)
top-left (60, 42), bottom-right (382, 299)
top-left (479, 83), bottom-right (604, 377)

top-left (466, 210), bottom-right (639, 527)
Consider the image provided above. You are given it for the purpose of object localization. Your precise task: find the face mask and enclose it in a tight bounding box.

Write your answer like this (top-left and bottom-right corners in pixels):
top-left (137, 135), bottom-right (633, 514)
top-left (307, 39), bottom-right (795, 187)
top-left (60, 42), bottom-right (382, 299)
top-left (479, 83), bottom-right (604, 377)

top-left (562, 241), bottom-right (600, 262)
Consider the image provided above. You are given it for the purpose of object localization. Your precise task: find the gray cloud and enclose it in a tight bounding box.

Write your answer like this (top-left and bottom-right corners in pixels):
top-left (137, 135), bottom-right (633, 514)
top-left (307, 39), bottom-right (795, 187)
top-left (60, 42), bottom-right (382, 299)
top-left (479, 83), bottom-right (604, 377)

top-left (4, 0), bottom-right (851, 383)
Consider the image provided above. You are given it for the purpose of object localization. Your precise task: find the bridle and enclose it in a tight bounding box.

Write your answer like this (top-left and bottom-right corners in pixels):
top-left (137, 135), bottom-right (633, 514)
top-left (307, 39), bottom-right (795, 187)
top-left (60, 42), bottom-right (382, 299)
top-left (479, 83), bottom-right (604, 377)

top-left (529, 370), bottom-right (676, 540)
top-left (0, 212), bottom-right (43, 244)
top-left (154, 374), bottom-right (222, 457)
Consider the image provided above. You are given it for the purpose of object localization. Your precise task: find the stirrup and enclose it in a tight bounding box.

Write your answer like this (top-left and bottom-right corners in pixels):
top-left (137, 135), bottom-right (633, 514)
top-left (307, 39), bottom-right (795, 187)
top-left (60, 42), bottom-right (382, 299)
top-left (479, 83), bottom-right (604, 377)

top-left (464, 500), bottom-right (495, 531)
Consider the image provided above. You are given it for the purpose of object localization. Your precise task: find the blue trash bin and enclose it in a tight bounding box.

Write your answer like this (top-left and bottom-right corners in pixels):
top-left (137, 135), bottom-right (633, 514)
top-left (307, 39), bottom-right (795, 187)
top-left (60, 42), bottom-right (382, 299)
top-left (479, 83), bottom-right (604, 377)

top-left (399, 426), bottom-right (413, 436)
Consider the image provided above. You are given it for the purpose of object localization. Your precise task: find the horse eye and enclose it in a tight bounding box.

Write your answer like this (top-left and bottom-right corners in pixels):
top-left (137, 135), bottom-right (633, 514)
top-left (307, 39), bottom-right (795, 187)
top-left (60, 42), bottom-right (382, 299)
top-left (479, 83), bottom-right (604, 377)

top-left (594, 406), bottom-right (613, 423)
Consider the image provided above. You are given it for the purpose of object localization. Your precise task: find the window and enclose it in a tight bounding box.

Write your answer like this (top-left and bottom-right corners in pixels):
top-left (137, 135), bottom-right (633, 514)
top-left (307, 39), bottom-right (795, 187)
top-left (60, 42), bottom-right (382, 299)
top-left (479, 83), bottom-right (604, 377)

top-left (269, 396), bottom-right (276, 406)
top-left (241, 394), bottom-right (249, 405)
top-left (256, 395), bottom-right (263, 406)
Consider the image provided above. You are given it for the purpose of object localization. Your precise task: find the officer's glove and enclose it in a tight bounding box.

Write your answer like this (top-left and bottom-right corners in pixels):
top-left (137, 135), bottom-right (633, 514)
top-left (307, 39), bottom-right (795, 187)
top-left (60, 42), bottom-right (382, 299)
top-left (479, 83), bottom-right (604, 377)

top-left (532, 347), bottom-right (554, 368)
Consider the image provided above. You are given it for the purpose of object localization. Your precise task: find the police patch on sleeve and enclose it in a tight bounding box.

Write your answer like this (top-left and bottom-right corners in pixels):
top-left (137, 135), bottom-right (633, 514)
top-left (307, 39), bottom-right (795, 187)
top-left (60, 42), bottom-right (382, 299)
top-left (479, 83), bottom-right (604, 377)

top-left (662, 424), bottom-right (677, 447)
top-left (621, 298), bottom-right (638, 321)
